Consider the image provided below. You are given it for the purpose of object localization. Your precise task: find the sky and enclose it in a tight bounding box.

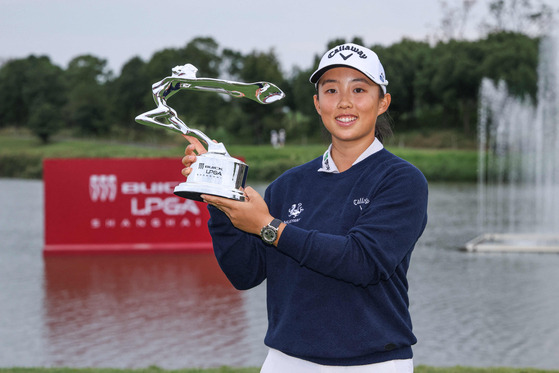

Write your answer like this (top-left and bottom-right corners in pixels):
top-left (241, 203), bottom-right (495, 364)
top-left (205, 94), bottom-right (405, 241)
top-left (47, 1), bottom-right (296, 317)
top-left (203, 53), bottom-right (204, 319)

top-left (1, 0), bottom-right (489, 75)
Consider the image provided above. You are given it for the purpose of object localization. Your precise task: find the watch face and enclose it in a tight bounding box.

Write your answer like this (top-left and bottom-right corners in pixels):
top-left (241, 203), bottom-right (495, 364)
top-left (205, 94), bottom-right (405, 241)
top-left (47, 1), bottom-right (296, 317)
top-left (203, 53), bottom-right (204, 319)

top-left (262, 227), bottom-right (277, 244)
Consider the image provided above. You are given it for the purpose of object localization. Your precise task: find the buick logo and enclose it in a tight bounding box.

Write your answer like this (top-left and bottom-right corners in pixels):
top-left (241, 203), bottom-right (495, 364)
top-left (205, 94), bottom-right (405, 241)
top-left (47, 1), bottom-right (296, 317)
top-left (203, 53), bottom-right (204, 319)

top-left (89, 174), bottom-right (117, 202)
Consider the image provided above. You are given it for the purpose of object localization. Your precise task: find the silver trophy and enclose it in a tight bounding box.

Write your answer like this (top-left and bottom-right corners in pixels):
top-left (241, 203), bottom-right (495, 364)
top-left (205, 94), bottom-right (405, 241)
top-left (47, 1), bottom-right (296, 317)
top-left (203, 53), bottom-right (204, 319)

top-left (135, 64), bottom-right (285, 202)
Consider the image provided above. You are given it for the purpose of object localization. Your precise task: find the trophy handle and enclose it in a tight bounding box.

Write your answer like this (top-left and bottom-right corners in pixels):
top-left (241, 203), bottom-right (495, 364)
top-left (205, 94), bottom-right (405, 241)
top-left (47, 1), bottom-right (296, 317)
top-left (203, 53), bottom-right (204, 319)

top-left (134, 63), bottom-right (284, 201)
top-left (135, 63), bottom-right (285, 144)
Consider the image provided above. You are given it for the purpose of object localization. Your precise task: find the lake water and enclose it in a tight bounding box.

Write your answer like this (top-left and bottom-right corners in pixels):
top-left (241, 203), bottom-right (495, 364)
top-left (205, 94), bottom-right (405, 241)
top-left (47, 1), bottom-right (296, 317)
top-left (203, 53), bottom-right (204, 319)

top-left (0, 179), bottom-right (558, 369)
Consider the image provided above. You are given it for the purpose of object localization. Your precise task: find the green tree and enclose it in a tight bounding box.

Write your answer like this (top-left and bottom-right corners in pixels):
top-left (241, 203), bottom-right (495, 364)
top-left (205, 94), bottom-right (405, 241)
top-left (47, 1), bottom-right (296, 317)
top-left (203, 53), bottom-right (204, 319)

top-left (283, 65), bottom-right (320, 143)
top-left (221, 48), bottom-right (244, 78)
top-left (0, 33), bottom-right (542, 146)
top-left (235, 49), bottom-right (286, 144)
top-left (479, 31), bottom-right (539, 101)
top-left (108, 56), bottom-right (150, 132)
top-left (28, 101), bottom-right (63, 143)
top-left (182, 36), bottom-right (222, 77)
top-left (374, 39), bottom-right (432, 130)
top-left (143, 37), bottom-right (222, 87)
top-left (0, 58), bottom-right (29, 127)
top-left (416, 39), bottom-right (485, 135)
top-left (0, 55), bottom-right (66, 141)
top-left (64, 55), bottom-right (112, 136)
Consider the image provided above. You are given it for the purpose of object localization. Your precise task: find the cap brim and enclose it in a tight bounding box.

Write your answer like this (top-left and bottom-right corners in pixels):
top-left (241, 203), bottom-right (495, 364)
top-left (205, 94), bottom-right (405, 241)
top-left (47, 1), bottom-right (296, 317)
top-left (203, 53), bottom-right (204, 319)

top-left (310, 64), bottom-right (384, 87)
top-left (309, 64), bottom-right (349, 84)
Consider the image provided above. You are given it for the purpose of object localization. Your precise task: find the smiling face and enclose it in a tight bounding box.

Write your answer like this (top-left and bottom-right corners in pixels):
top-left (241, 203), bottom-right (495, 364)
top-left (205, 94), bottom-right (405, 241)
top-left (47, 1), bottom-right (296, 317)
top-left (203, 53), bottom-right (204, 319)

top-left (313, 67), bottom-right (391, 149)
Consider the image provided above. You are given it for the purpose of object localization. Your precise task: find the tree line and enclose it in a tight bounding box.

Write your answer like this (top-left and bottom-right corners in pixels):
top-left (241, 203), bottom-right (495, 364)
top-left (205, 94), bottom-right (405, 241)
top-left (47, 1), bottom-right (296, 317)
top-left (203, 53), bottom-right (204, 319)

top-left (0, 32), bottom-right (540, 145)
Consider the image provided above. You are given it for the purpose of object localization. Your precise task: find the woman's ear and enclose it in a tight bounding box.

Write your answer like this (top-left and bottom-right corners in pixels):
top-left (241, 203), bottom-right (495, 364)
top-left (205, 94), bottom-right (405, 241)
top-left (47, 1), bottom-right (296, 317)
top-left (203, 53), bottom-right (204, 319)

top-left (378, 93), bottom-right (391, 116)
top-left (313, 94), bottom-right (321, 116)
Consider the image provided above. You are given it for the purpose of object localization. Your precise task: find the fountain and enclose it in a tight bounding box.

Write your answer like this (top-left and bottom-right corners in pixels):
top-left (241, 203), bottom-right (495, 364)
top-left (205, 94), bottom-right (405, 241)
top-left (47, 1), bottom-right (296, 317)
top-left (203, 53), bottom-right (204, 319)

top-left (465, 31), bottom-right (559, 252)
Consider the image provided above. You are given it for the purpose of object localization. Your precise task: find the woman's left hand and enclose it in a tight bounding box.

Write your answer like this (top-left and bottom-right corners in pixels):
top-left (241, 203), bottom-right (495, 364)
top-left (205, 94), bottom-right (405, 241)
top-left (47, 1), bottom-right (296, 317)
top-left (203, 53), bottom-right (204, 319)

top-left (202, 186), bottom-right (273, 236)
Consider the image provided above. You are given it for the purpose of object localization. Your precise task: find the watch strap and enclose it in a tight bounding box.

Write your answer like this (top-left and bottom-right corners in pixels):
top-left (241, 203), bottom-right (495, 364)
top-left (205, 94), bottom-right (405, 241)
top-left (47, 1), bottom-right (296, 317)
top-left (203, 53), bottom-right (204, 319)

top-left (269, 218), bottom-right (282, 229)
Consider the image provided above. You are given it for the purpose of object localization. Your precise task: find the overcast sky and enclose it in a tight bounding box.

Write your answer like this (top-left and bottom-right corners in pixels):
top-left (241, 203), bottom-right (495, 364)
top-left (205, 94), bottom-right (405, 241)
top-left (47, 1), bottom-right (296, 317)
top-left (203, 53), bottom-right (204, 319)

top-left (2, 0), bottom-right (491, 75)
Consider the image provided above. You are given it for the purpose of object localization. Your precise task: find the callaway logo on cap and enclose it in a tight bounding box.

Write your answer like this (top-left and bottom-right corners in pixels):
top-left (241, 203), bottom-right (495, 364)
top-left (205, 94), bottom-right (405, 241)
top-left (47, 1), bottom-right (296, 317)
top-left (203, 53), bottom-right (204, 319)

top-left (309, 43), bottom-right (388, 94)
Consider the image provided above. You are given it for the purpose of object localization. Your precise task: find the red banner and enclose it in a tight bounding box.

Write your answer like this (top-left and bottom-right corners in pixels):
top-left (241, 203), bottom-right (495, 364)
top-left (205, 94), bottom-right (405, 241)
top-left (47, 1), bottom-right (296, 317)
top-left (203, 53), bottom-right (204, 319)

top-left (43, 158), bottom-right (212, 255)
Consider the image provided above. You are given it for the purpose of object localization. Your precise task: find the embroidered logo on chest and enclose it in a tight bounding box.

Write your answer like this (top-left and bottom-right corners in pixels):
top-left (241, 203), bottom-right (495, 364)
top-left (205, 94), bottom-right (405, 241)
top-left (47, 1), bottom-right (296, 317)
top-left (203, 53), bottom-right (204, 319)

top-left (353, 197), bottom-right (370, 211)
top-left (285, 203), bottom-right (304, 224)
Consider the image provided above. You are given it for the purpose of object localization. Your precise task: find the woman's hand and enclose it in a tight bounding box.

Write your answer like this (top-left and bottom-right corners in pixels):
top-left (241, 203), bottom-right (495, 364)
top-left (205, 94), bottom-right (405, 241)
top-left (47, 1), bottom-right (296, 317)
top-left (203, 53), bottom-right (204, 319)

top-left (181, 134), bottom-right (284, 244)
top-left (180, 134), bottom-right (271, 233)
top-left (181, 134), bottom-right (207, 179)
top-left (202, 187), bottom-right (274, 237)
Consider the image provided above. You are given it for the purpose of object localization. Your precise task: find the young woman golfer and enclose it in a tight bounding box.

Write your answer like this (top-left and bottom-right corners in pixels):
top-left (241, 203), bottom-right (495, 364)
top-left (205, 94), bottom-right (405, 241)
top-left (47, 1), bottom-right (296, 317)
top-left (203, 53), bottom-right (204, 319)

top-left (181, 43), bottom-right (428, 373)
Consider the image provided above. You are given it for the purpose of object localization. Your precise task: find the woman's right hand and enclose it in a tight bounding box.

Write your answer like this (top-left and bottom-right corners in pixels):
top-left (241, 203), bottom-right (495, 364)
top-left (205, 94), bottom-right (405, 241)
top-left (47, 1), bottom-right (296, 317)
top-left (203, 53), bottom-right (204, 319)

top-left (181, 135), bottom-right (207, 179)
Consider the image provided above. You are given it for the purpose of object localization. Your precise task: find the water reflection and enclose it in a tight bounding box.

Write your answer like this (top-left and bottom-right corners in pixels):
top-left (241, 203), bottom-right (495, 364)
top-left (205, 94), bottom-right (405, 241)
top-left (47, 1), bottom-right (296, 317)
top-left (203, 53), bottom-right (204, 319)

top-left (43, 254), bottom-right (267, 368)
top-left (1, 179), bottom-right (558, 370)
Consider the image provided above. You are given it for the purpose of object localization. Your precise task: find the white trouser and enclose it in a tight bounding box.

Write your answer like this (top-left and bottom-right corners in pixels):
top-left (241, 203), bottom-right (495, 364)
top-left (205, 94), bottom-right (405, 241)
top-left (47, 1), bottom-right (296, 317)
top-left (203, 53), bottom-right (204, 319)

top-left (261, 349), bottom-right (413, 373)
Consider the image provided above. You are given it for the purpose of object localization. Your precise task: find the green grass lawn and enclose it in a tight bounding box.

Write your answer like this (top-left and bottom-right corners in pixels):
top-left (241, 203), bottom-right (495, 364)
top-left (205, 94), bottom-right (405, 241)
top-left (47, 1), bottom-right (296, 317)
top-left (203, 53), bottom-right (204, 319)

top-left (0, 135), bottom-right (478, 182)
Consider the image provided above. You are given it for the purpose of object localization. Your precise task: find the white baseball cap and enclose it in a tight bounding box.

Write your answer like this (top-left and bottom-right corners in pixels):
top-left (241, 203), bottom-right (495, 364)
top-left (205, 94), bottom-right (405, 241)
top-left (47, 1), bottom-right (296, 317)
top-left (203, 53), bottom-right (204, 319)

top-left (309, 43), bottom-right (388, 94)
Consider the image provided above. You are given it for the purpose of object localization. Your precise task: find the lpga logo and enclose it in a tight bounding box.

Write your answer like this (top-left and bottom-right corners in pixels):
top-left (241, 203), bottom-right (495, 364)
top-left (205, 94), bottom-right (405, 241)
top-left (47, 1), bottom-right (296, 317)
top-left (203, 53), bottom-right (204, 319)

top-left (89, 174), bottom-right (118, 202)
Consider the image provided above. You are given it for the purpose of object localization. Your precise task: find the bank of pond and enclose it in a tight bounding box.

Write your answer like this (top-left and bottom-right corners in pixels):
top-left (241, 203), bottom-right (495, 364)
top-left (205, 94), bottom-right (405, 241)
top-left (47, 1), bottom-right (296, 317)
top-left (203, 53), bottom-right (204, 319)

top-left (0, 136), bottom-right (477, 182)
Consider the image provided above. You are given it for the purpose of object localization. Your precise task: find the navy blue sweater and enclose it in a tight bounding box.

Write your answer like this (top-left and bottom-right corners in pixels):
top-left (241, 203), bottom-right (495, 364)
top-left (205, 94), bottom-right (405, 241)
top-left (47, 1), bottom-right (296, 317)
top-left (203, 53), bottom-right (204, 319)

top-left (207, 148), bottom-right (428, 365)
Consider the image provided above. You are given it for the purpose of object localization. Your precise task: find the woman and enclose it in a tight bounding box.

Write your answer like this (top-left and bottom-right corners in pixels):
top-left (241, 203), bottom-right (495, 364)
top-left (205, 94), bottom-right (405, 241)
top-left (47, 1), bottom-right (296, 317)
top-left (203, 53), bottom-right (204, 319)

top-left (181, 43), bottom-right (428, 372)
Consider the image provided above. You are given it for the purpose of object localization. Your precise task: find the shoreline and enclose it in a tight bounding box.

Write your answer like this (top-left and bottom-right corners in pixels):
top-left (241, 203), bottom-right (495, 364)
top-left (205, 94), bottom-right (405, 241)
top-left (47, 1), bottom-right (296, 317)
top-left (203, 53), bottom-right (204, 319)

top-left (0, 135), bottom-right (478, 183)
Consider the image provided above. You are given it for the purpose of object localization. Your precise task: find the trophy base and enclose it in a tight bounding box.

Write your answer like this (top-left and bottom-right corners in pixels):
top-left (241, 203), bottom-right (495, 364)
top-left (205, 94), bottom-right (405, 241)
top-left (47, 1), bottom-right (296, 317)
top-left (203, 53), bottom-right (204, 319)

top-left (174, 182), bottom-right (245, 202)
top-left (173, 149), bottom-right (248, 202)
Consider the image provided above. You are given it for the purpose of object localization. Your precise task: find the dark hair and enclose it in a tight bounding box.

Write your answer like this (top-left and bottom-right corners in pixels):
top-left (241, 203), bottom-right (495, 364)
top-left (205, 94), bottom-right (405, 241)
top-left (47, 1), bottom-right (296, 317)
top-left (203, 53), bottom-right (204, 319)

top-left (316, 85), bottom-right (393, 144)
top-left (375, 87), bottom-right (393, 144)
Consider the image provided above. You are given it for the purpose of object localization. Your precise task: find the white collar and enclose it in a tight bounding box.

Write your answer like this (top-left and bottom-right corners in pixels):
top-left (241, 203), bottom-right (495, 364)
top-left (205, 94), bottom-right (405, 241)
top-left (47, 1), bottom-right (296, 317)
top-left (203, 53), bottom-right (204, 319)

top-left (318, 138), bottom-right (384, 173)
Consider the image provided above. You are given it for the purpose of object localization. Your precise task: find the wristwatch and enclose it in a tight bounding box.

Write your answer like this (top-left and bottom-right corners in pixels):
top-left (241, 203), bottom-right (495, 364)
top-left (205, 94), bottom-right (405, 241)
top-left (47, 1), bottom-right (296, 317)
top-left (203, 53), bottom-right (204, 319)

top-left (260, 218), bottom-right (282, 245)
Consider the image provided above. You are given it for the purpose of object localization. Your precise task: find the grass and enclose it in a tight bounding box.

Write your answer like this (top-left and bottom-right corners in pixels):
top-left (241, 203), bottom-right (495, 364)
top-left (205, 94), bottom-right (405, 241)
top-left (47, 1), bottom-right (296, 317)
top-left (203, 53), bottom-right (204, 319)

top-left (0, 135), bottom-right (478, 182)
top-left (0, 366), bottom-right (557, 373)
top-left (391, 147), bottom-right (478, 182)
